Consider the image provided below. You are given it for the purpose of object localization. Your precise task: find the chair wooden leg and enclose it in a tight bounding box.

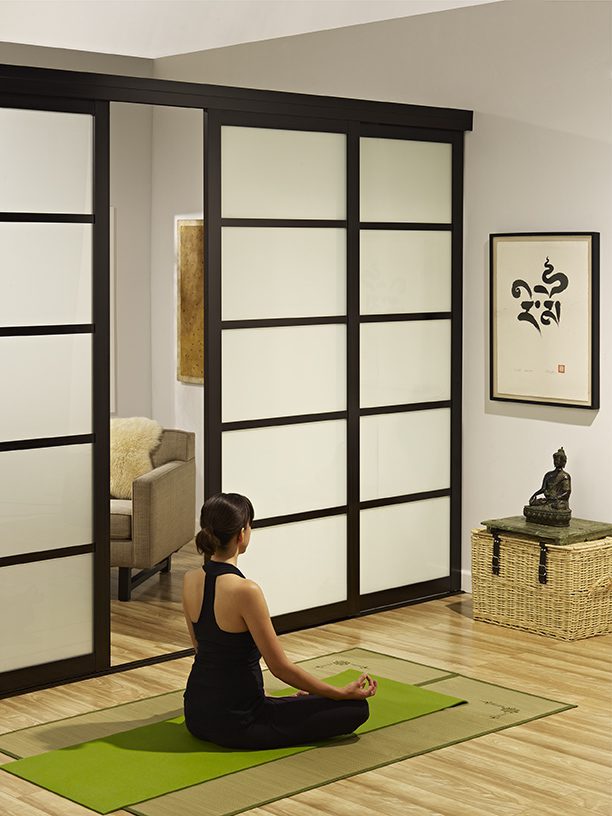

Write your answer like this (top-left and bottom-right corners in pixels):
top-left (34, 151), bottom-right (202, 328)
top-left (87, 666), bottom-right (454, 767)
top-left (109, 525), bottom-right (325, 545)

top-left (118, 567), bottom-right (132, 602)
top-left (116, 557), bottom-right (172, 601)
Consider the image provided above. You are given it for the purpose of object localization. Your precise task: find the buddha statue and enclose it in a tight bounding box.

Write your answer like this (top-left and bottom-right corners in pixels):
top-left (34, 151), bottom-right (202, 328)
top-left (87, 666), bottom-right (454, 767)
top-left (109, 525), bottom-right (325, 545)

top-left (523, 447), bottom-right (572, 527)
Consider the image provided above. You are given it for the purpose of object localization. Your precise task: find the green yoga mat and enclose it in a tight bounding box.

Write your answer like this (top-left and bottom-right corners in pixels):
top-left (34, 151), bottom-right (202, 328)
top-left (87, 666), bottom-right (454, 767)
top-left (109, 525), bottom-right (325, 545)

top-left (1, 668), bottom-right (465, 814)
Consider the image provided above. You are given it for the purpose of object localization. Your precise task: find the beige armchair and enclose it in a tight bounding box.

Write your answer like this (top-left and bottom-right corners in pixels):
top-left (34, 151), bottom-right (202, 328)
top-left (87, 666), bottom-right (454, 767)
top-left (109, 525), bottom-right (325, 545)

top-left (110, 429), bottom-right (196, 601)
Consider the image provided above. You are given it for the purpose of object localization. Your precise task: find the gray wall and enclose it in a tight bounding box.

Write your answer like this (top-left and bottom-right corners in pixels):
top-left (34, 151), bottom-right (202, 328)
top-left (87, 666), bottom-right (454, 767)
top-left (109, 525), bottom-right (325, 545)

top-left (0, 40), bottom-right (151, 75)
top-left (149, 106), bottom-right (204, 515)
top-left (109, 103), bottom-right (154, 418)
top-left (154, 0), bottom-right (612, 588)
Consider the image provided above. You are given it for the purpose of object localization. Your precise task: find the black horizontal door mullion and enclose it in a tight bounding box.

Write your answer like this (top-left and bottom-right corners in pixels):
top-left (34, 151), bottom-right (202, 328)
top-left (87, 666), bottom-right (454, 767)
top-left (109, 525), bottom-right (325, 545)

top-left (222, 218), bottom-right (346, 228)
top-left (0, 544), bottom-right (95, 569)
top-left (360, 312), bottom-right (451, 323)
top-left (0, 213), bottom-right (94, 223)
top-left (360, 222), bottom-right (452, 231)
top-left (360, 488), bottom-right (451, 511)
top-left (222, 411), bottom-right (347, 432)
top-left (0, 325), bottom-right (93, 337)
top-left (360, 401), bottom-right (451, 416)
top-left (222, 316), bottom-right (346, 330)
top-left (0, 434), bottom-right (93, 453)
top-left (253, 506), bottom-right (347, 529)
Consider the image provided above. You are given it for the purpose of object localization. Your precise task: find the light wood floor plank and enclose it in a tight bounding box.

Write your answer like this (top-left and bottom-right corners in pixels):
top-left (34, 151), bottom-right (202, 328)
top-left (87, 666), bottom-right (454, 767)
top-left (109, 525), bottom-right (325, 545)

top-left (427, 740), bottom-right (611, 815)
top-left (366, 761), bottom-right (527, 815)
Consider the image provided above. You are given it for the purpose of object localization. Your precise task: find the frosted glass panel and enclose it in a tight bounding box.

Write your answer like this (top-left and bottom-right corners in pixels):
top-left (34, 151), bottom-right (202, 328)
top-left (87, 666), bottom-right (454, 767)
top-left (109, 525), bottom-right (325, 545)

top-left (239, 516), bottom-right (346, 616)
top-left (361, 409), bottom-right (450, 501)
top-left (360, 137), bottom-right (452, 223)
top-left (222, 126), bottom-right (346, 219)
top-left (0, 334), bottom-right (91, 441)
top-left (0, 445), bottom-right (92, 557)
top-left (360, 231), bottom-right (451, 314)
top-left (0, 108), bottom-right (92, 214)
top-left (223, 421), bottom-right (346, 519)
top-left (0, 223), bottom-right (91, 326)
top-left (360, 320), bottom-right (451, 407)
top-left (360, 497), bottom-right (450, 594)
top-left (222, 325), bottom-right (346, 422)
top-left (0, 554), bottom-right (93, 672)
top-left (222, 227), bottom-right (346, 320)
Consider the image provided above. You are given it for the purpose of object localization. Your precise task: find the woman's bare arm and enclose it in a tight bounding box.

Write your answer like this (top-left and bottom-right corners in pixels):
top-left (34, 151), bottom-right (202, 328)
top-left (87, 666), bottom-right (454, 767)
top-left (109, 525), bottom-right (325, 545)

top-left (239, 581), bottom-right (376, 701)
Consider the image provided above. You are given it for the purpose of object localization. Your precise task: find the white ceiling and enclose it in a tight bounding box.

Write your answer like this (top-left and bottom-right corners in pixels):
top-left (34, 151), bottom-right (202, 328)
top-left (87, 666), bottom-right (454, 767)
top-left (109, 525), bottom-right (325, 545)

top-left (0, 0), bottom-right (499, 59)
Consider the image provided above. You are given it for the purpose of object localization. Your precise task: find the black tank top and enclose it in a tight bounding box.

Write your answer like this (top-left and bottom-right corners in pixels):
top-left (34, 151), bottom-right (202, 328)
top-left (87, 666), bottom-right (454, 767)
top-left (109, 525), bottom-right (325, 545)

top-left (184, 560), bottom-right (265, 719)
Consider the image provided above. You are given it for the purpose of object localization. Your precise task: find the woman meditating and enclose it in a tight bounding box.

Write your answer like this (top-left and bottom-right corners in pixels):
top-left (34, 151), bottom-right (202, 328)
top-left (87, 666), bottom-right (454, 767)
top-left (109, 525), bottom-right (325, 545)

top-left (182, 492), bottom-right (377, 749)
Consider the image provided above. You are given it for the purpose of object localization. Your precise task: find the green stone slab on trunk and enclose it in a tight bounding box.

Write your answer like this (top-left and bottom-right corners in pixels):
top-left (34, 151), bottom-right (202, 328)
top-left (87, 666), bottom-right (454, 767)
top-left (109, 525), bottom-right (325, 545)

top-left (481, 515), bottom-right (612, 544)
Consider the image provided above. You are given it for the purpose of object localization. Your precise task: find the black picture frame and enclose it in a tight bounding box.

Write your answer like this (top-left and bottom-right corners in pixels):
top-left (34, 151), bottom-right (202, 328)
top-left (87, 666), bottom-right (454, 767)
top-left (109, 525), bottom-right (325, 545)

top-left (490, 232), bottom-right (599, 409)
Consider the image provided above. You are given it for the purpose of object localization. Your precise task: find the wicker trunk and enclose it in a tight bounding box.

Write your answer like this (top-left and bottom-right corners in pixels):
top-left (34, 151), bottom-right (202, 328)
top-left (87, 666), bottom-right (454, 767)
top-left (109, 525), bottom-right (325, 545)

top-left (471, 528), bottom-right (612, 640)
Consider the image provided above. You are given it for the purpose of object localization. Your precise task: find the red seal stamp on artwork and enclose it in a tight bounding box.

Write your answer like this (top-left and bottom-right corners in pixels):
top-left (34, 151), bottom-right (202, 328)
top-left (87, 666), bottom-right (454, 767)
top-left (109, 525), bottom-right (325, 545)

top-left (557, 364), bottom-right (566, 373)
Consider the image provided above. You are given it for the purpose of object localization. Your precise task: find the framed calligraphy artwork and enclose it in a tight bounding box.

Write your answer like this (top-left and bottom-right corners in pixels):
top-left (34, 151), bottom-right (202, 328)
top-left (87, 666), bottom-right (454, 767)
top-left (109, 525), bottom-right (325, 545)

top-left (490, 233), bottom-right (599, 409)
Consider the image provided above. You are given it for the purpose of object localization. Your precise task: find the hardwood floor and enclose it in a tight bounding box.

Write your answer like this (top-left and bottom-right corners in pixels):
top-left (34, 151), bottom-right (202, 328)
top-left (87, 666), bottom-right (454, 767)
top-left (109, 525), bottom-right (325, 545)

top-left (109, 539), bottom-right (201, 665)
top-left (1, 593), bottom-right (611, 816)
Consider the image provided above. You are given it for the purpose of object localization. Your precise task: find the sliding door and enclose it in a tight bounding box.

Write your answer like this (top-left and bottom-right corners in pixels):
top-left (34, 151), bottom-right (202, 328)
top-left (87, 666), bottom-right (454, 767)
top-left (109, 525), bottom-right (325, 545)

top-left (205, 112), bottom-right (350, 627)
top-left (358, 125), bottom-right (462, 609)
top-left (206, 113), bottom-right (462, 628)
top-left (0, 99), bottom-right (109, 693)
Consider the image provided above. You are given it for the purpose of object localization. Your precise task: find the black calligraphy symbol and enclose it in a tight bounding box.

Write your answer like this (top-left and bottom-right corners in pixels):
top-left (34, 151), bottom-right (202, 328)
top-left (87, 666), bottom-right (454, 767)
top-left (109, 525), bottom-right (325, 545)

top-left (511, 257), bottom-right (569, 333)
top-left (482, 700), bottom-right (520, 719)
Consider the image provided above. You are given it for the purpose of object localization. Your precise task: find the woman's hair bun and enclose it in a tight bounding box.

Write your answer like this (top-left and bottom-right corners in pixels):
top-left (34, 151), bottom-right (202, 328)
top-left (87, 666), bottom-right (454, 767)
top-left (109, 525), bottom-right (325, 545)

top-left (195, 526), bottom-right (219, 557)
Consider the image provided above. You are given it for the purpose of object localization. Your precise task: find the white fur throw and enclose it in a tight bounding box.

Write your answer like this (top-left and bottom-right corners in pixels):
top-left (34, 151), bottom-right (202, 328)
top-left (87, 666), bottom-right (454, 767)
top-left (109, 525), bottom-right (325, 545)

top-left (110, 417), bottom-right (163, 499)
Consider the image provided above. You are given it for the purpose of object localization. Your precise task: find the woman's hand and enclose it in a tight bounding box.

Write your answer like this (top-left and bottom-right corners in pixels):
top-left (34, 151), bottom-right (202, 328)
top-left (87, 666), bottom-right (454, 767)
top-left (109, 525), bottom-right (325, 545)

top-left (339, 673), bottom-right (378, 700)
top-left (291, 690), bottom-right (310, 697)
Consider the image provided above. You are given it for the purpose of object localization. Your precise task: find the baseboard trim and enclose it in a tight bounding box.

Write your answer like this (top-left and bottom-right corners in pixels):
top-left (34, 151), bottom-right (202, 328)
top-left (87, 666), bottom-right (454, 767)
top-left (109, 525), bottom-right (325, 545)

top-left (461, 569), bottom-right (472, 593)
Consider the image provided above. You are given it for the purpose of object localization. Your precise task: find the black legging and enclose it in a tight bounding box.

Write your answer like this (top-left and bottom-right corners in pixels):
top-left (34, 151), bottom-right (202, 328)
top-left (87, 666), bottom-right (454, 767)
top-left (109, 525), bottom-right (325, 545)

top-left (185, 694), bottom-right (369, 749)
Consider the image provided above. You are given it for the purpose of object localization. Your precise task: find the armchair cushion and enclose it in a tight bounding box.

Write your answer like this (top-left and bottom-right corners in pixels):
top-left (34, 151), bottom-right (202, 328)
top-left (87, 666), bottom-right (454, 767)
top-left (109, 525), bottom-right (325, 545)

top-left (110, 499), bottom-right (132, 540)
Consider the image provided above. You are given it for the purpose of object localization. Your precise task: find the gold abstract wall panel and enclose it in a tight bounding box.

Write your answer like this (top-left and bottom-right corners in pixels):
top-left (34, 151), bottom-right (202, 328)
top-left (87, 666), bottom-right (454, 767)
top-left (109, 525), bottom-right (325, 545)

top-left (177, 219), bottom-right (204, 384)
